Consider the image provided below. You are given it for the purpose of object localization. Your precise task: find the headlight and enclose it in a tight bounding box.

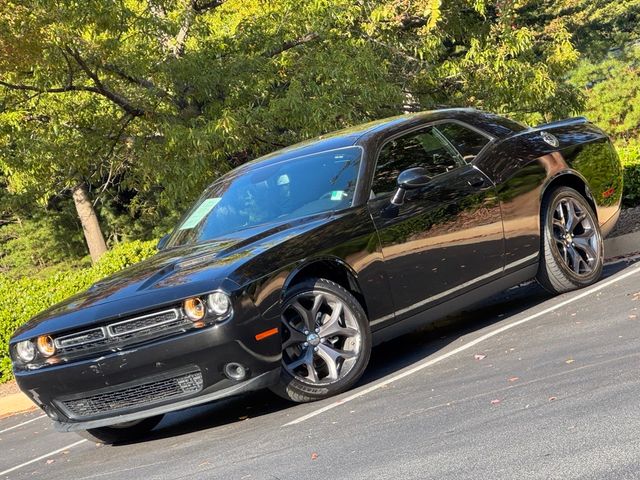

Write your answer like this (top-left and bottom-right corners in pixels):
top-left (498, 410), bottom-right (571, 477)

top-left (37, 335), bottom-right (56, 357)
top-left (15, 340), bottom-right (36, 363)
top-left (183, 297), bottom-right (206, 321)
top-left (208, 291), bottom-right (231, 316)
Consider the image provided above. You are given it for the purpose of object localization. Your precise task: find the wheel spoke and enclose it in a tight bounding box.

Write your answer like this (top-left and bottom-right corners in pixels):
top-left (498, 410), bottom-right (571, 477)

top-left (291, 294), bottom-right (324, 332)
top-left (566, 246), bottom-right (581, 273)
top-left (573, 234), bottom-right (597, 265)
top-left (555, 203), bottom-right (566, 227)
top-left (553, 228), bottom-right (565, 243)
top-left (316, 343), bottom-right (356, 381)
top-left (318, 302), bottom-right (358, 338)
top-left (552, 218), bottom-right (565, 230)
top-left (287, 349), bottom-right (311, 371)
top-left (304, 352), bottom-right (319, 383)
top-left (316, 344), bottom-right (340, 380)
top-left (282, 320), bottom-right (308, 349)
top-left (564, 200), bottom-right (577, 233)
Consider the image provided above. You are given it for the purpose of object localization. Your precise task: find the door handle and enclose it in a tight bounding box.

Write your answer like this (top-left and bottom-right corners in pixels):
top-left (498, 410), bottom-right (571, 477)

top-left (467, 177), bottom-right (486, 188)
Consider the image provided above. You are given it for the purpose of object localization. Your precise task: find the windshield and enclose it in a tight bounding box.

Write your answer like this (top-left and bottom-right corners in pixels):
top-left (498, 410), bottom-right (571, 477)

top-left (167, 146), bottom-right (362, 247)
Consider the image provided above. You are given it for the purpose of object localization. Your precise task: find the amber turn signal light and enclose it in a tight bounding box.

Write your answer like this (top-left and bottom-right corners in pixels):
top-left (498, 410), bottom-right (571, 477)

top-left (36, 335), bottom-right (56, 357)
top-left (184, 297), bottom-right (206, 321)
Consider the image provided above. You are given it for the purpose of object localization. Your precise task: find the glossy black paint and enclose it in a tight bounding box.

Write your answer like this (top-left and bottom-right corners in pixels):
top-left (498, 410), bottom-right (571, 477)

top-left (10, 108), bottom-right (622, 430)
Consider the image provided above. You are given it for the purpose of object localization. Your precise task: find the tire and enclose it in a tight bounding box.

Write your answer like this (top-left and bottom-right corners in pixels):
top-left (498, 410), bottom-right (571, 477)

top-left (77, 414), bottom-right (164, 444)
top-left (536, 186), bottom-right (604, 294)
top-left (271, 278), bottom-right (372, 403)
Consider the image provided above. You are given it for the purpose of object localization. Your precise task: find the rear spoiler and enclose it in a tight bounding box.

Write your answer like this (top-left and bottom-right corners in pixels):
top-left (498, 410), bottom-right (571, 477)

top-left (535, 116), bottom-right (588, 130)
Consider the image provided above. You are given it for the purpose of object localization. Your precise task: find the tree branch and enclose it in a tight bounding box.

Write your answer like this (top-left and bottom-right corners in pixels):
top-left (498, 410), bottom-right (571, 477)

top-left (100, 62), bottom-right (172, 100)
top-left (64, 47), bottom-right (146, 117)
top-left (193, 0), bottom-right (225, 13)
top-left (265, 32), bottom-right (320, 57)
top-left (398, 14), bottom-right (428, 30)
top-left (0, 79), bottom-right (101, 95)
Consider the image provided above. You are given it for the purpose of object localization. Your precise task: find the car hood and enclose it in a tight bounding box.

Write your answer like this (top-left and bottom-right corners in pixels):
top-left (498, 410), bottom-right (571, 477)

top-left (12, 214), bottom-right (330, 340)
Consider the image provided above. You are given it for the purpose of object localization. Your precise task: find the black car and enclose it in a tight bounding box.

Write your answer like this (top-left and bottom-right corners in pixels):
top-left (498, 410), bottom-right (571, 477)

top-left (10, 109), bottom-right (622, 443)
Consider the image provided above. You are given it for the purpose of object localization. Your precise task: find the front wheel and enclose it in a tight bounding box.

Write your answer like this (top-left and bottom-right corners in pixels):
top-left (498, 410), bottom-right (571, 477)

top-left (271, 278), bottom-right (372, 403)
top-left (536, 186), bottom-right (604, 294)
top-left (77, 415), bottom-right (164, 444)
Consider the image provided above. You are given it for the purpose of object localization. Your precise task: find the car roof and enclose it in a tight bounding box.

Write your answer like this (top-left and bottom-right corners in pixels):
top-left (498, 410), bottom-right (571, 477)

top-left (227, 108), bottom-right (519, 177)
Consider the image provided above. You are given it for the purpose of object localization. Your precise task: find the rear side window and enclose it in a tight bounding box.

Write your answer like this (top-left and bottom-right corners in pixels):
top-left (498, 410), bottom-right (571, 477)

top-left (436, 122), bottom-right (491, 161)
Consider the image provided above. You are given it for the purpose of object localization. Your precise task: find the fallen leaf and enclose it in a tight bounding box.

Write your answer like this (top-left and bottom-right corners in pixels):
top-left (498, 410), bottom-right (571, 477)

top-left (474, 353), bottom-right (486, 361)
top-left (632, 292), bottom-right (640, 301)
top-left (629, 314), bottom-right (638, 320)
top-left (238, 415), bottom-right (248, 420)
top-left (548, 396), bottom-right (557, 402)
top-left (565, 359), bottom-right (574, 364)
top-left (490, 399), bottom-right (501, 405)
top-left (46, 459), bottom-right (55, 465)
top-left (199, 461), bottom-right (211, 467)
top-left (311, 453), bottom-right (319, 460)
top-left (508, 376), bottom-right (519, 382)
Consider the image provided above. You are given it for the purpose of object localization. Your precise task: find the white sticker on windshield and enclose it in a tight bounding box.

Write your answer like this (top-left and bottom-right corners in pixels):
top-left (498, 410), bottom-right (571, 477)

top-left (178, 198), bottom-right (221, 230)
top-left (330, 190), bottom-right (346, 201)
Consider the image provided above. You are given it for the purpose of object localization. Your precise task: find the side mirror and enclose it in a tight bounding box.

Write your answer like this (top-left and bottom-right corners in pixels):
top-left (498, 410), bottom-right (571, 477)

top-left (157, 234), bottom-right (170, 251)
top-left (391, 167), bottom-right (431, 205)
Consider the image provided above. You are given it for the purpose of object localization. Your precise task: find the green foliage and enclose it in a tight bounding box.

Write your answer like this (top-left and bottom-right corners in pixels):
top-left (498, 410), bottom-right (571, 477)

top-left (0, 0), bottom-right (584, 245)
top-left (519, 0), bottom-right (640, 60)
top-left (618, 140), bottom-right (640, 207)
top-left (0, 239), bottom-right (157, 383)
top-left (569, 46), bottom-right (640, 140)
top-left (0, 213), bottom-right (88, 278)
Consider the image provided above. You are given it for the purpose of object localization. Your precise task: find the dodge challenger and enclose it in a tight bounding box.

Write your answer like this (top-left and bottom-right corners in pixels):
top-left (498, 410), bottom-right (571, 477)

top-left (10, 109), bottom-right (622, 443)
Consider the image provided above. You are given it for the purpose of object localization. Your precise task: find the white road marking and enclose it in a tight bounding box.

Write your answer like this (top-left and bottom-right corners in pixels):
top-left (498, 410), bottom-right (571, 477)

top-left (284, 262), bottom-right (640, 426)
top-left (0, 439), bottom-right (86, 477)
top-left (0, 415), bottom-right (47, 434)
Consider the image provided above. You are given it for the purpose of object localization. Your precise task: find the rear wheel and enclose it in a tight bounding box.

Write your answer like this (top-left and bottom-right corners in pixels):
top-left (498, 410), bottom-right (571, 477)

top-left (536, 186), bottom-right (603, 293)
top-left (77, 415), bottom-right (164, 444)
top-left (271, 278), bottom-right (371, 403)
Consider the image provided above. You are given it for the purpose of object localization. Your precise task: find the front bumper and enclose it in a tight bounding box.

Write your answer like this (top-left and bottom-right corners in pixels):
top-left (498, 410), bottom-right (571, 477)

top-left (15, 316), bottom-right (282, 430)
top-left (54, 369), bottom-right (280, 432)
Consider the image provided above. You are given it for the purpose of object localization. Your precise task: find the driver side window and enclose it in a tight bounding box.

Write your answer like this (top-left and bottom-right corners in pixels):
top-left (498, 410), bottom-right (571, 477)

top-left (371, 125), bottom-right (466, 196)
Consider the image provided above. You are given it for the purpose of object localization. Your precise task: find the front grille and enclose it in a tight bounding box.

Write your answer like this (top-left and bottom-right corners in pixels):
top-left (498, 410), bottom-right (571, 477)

top-left (59, 371), bottom-right (203, 419)
top-left (54, 308), bottom-right (191, 356)
top-left (55, 328), bottom-right (106, 350)
top-left (108, 309), bottom-right (180, 337)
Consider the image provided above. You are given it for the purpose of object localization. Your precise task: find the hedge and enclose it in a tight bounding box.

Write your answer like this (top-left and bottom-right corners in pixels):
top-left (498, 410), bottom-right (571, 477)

top-left (0, 240), bottom-right (157, 383)
top-left (619, 142), bottom-right (640, 207)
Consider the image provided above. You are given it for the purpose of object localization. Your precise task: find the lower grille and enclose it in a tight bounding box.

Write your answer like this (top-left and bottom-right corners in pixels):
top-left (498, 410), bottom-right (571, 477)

top-left (59, 371), bottom-right (203, 419)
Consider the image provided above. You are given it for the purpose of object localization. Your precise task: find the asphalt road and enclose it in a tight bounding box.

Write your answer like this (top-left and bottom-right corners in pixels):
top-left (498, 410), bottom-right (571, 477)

top-left (2, 258), bottom-right (640, 480)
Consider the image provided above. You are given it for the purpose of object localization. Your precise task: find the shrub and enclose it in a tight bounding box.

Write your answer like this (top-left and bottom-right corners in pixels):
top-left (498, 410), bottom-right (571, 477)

top-left (617, 140), bottom-right (640, 208)
top-left (0, 240), bottom-right (157, 383)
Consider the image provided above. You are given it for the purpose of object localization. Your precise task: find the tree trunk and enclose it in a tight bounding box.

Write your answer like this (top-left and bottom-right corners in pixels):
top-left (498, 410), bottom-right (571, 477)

top-left (72, 183), bottom-right (108, 263)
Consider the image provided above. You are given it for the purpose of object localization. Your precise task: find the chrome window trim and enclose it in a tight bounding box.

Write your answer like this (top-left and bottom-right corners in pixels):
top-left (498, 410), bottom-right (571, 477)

top-left (368, 119), bottom-right (495, 198)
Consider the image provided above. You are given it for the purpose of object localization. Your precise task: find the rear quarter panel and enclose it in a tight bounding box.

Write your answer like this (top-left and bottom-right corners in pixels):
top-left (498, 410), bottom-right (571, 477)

top-left (475, 120), bottom-right (622, 267)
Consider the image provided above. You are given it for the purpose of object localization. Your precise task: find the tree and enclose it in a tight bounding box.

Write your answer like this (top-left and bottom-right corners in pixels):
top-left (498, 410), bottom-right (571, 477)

top-left (0, 0), bottom-right (584, 260)
top-left (518, 0), bottom-right (640, 60)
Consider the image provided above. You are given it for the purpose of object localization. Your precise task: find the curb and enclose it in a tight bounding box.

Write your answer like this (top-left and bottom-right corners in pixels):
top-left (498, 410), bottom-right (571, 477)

top-left (0, 231), bottom-right (638, 421)
top-left (0, 391), bottom-right (36, 419)
top-left (604, 231), bottom-right (640, 259)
